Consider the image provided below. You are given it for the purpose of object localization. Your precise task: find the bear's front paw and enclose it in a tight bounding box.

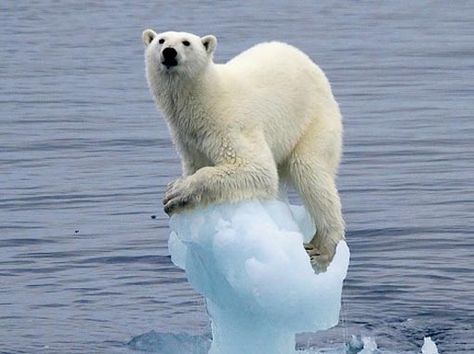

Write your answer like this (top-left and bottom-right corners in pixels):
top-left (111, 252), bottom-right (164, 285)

top-left (163, 178), bottom-right (201, 216)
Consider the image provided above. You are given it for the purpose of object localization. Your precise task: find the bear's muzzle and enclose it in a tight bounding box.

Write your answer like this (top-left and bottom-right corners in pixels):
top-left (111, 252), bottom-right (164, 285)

top-left (162, 47), bottom-right (178, 68)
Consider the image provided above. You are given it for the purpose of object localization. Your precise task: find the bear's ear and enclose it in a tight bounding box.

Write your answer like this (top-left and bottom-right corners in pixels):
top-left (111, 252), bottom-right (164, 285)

top-left (201, 35), bottom-right (217, 54)
top-left (142, 29), bottom-right (157, 47)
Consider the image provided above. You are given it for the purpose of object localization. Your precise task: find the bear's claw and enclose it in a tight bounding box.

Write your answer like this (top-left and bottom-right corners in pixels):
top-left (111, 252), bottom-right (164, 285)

top-left (304, 242), bottom-right (321, 256)
top-left (164, 196), bottom-right (190, 215)
top-left (304, 243), bottom-right (331, 273)
top-left (163, 178), bottom-right (198, 215)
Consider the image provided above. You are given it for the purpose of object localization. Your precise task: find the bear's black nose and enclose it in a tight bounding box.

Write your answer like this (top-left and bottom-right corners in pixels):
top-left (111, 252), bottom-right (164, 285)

top-left (162, 47), bottom-right (177, 60)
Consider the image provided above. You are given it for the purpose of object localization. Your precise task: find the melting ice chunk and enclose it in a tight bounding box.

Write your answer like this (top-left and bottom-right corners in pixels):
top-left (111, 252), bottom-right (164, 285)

top-left (421, 337), bottom-right (439, 354)
top-left (168, 199), bottom-right (350, 354)
top-left (344, 335), bottom-right (379, 354)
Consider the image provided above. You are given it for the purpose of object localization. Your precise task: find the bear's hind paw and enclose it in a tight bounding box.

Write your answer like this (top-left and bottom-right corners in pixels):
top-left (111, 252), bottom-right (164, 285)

top-left (304, 243), bottom-right (331, 273)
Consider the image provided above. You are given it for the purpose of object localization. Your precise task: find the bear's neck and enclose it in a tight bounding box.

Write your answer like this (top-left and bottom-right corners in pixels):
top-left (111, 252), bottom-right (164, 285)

top-left (150, 64), bottom-right (220, 128)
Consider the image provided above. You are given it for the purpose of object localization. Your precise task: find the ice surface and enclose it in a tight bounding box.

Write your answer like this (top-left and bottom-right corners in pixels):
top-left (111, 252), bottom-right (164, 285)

top-left (168, 199), bottom-right (350, 354)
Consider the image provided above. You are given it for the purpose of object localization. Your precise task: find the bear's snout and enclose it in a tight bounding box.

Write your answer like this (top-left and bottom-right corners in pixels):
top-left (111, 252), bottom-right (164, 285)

top-left (163, 47), bottom-right (177, 59)
top-left (162, 47), bottom-right (178, 67)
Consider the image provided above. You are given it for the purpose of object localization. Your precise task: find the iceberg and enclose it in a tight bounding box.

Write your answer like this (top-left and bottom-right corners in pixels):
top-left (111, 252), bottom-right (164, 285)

top-left (168, 199), bottom-right (350, 354)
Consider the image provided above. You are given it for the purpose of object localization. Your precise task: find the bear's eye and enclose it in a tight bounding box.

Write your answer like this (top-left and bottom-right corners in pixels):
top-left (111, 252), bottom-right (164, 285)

top-left (182, 40), bottom-right (190, 47)
top-left (158, 38), bottom-right (165, 44)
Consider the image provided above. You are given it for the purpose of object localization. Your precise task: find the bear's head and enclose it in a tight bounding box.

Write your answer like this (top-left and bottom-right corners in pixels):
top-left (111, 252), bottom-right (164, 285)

top-left (142, 30), bottom-right (217, 78)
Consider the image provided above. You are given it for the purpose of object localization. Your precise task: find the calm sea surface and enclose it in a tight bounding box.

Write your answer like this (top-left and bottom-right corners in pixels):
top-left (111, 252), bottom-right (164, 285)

top-left (1, 2), bottom-right (473, 353)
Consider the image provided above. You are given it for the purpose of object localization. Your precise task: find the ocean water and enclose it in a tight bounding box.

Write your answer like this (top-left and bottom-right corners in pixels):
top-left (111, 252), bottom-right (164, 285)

top-left (1, 1), bottom-right (473, 353)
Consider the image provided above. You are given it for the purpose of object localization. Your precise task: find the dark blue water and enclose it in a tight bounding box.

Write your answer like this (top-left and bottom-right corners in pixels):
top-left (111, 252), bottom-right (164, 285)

top-left (1, 2), bottom-right (473, 353)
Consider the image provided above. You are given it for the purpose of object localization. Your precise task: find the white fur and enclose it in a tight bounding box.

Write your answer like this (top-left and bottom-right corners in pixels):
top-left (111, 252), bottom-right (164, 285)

top-left (143, 30), bottom-right (345, 265)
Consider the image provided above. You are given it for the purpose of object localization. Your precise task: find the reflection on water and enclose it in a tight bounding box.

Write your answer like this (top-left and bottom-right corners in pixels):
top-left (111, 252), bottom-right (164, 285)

top-left (1, 1), bottom-right (473, 353)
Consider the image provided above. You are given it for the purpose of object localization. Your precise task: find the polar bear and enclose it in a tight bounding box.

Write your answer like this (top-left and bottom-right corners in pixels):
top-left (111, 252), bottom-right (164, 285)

top-left (142, 30), bottom-right (344, 269)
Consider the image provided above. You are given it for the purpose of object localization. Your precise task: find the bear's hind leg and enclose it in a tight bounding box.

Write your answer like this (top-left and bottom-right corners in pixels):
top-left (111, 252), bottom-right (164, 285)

top-left (287, 151), bottom-right (345, 271)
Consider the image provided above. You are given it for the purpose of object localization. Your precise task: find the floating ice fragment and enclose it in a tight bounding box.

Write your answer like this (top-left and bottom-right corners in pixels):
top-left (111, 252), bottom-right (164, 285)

top-left (346, 335), bottom-right (365, 353)
top-left (421, 337), bottom-right (439, 354)
top-left (168, 199), bottom-right (350, 354)
top-left (359, 336), bottom-right (379, 354)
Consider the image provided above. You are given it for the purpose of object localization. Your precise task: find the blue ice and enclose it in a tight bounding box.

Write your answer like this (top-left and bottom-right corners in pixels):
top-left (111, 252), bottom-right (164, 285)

top-left (129, 199), bottom-right (440, 353)
top-left (168, 199), bottom-right (350, 354)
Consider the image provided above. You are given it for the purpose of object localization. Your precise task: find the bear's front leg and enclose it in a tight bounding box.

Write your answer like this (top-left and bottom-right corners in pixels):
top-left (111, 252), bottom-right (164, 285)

top-left (163, 132), bottom-right (279, 215)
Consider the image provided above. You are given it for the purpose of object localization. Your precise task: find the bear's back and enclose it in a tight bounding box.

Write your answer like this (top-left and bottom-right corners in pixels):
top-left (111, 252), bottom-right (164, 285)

top-left (221, 41), bottom-right (329, 93)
